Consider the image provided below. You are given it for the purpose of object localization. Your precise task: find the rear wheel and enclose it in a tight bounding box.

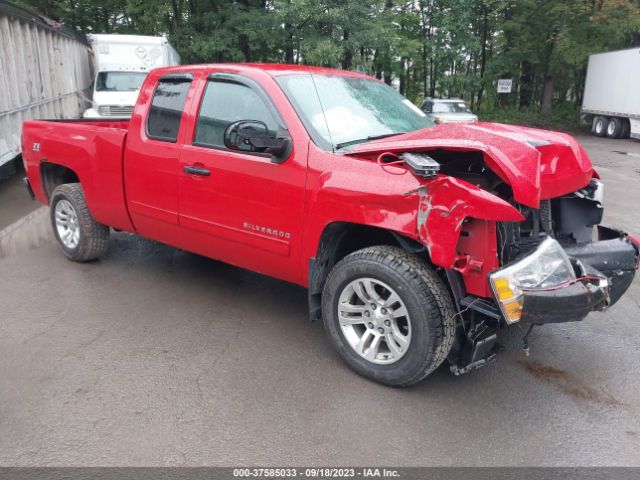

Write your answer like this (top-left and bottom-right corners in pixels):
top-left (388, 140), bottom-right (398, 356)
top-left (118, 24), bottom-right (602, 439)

top-left (620, 118), bottom-right (631, 139)
top-left (606, 117), bottom-right (623, 139)
top-left (321, 245), bottom-right (455, 387)
top-left (50, 183), bottom-right (110, 262)
top-left (593, 116), bottom-right (608, 137)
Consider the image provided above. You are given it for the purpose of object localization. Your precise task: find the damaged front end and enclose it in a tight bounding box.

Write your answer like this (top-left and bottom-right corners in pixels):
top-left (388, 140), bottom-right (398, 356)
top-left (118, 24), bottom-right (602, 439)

top-left (447, 181), bottom-right (639, 374)
top-left (490, 179), bottom-right (639, 325)
top-left (349, 123), bottom-right (639, 374)
top-left (490, 227), bottom-right (637, 325)
top-left (410, 160), bottom-right (638, 375)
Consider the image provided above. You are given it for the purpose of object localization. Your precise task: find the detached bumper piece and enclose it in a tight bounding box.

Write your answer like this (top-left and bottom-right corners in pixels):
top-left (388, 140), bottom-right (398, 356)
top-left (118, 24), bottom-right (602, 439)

top-left (563, 226), bottom-right (638, 307)
top-left (503, 226), bottom-right (638, 325)
top-left (452, 227), bottom-right (637, 374)
top-left (520, 280), bottom-right (607, 324)
top-left (449, 319), bottom-right (498, 376)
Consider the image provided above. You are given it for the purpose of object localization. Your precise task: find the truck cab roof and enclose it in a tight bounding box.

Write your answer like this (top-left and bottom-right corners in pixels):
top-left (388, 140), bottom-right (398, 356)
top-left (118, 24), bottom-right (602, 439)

top-left (151, 63), bottom-right (373, 79)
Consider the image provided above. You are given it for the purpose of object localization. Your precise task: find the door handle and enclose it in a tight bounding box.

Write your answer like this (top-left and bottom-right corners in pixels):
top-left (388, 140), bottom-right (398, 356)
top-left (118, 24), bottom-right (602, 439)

top-left (183, 165), bottom-right (211, 176)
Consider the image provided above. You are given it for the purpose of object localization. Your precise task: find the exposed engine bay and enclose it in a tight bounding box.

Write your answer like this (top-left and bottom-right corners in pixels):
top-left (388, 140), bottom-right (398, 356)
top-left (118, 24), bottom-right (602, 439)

top-left (497, 179), bottom-right (604, 264)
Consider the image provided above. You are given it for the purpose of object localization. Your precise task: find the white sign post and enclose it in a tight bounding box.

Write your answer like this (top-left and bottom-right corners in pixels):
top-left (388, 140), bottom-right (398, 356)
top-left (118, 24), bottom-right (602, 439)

top-left (497, 79), bottom-right (513, 93)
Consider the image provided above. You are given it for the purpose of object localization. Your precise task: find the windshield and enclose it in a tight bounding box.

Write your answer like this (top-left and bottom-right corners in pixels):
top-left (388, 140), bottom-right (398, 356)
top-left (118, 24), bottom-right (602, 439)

top-left (96, 72), bottom-right (147, 92)
top-left (432, 101), bottom-right (471, 113)
top-left (276, 74), bottom-right (434, 150)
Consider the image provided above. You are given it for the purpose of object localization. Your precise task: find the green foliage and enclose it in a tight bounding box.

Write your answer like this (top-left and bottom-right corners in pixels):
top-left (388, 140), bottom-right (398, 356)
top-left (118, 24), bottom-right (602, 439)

top-left (480, 104), bottom-right (587, 132)
top-left (15, 0), bottom-right (640, 130)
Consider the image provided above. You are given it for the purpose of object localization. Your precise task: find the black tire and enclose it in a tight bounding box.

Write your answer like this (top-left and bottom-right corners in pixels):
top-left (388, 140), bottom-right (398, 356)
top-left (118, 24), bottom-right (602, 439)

top-left (593, 116), bottom-right (608, 137)
top-left (620, 119), bottom-right (631, 139)
top-left (321, 245), bottom-right (456, 387)
top-left (591, 115), bottom-right (608, 137)
top-left (50, 183), bottom-right (110, 262)
top-left (606, 117), bottom-right (623, 139)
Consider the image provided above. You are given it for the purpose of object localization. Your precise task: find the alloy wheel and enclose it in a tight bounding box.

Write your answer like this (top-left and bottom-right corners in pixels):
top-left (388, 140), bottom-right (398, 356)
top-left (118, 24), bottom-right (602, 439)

top-left (337, 277), bottom-right (412, 365)
top-left (54, 199), bottom-right (80, 249)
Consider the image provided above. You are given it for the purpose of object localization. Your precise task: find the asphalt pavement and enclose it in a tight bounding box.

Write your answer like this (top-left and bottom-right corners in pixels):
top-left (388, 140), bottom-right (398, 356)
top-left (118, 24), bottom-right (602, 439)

top-left (0, 163), bottom-right (38, 230)
top-left (0, 135), bottom-right (639, 466)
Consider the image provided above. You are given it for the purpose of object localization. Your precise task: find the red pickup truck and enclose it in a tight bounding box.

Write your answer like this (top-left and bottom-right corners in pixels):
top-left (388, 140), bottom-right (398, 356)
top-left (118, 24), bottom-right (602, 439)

top-left (23, 64), bottom-right (639, 386)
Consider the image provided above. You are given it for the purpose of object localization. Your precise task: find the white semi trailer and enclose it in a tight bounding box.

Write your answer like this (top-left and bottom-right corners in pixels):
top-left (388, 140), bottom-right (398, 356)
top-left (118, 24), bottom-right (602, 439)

top-left (582, 48), bottom-right (640, 140)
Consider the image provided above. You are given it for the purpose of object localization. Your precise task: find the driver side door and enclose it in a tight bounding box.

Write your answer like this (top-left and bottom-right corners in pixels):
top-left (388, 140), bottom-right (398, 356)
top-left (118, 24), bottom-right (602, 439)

top-left (178, 74), bottom-right (307, 284)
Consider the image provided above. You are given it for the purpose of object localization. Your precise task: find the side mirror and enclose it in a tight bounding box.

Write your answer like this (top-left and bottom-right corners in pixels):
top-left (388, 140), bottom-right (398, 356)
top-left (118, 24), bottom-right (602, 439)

top-left (223, 120), bottom-right (290, 161)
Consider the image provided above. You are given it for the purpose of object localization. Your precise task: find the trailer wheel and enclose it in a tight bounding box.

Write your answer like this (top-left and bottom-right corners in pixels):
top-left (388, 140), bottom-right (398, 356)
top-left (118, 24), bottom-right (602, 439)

top-left (620, 119), bottom-right (631, 139)
top-left (321, 245), bottom-right (456, 387)
top-left (593, 116), bottom-right (608, 137)
top-left (606, 117), bottom-right (623, 139)
top-left (50, 183), bottom-right (110, 262)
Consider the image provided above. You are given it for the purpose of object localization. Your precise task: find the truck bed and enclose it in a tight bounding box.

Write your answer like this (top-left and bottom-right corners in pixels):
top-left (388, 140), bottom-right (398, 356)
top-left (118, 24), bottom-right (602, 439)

top-left (22, 119), bottom-right (135, 233)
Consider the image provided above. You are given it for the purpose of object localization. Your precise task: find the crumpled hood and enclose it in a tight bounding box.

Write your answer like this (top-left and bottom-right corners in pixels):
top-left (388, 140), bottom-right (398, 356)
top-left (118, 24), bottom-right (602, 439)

top-left (346, 122), bottom-right (594, 208)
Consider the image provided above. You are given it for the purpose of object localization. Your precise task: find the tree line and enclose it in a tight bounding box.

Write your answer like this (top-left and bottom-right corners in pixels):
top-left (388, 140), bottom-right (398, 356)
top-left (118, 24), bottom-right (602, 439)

top-left (17, 0), bottom-right (640, 113)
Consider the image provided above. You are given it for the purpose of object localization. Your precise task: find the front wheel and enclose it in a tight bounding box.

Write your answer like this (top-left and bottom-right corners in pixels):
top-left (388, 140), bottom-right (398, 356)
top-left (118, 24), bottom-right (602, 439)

top-left (50, 183), bottom-right (110, 262)
top-left (321, 246), bottom-right (456, 387)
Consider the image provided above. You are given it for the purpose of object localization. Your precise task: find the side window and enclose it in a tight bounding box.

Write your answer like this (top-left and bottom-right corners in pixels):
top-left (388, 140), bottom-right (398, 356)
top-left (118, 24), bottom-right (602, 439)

top-left (147, 79), bottom-right (191, 142)
top-left (194, 80), bottom-right (278, 149)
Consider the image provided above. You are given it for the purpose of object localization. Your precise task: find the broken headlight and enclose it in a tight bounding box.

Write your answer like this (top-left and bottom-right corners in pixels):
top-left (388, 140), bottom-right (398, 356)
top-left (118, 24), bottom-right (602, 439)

top-left (489, 237), bottom-right (576, 323)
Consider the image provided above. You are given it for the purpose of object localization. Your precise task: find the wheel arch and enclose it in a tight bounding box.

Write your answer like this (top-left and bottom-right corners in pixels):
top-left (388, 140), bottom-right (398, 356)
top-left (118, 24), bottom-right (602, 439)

top-left (307, 221), bottom-right (426, 321)
top-left (40, 161), bottom-right (80, 203)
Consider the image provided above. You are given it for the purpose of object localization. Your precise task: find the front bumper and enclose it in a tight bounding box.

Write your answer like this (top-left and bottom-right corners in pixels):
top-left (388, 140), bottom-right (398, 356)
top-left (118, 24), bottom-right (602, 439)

top-left (83, 108), bottom-right (131, 119)
top-left (520, 278), bottom-right (608, 324)
top-left (505, 227), bottom-right (638, 324)
top-left (451, 227), bottom-right (637, 374)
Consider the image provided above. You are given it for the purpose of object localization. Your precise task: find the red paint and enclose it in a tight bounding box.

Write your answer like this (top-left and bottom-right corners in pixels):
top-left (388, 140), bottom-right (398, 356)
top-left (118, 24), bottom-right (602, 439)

top-left (415, 176), bottom-right (523, 270)
top-left (21, 63), bottom-right (604, 298)
top-left (454, 219), bottom-right (499, 297)
top-left (22, 119), bottom-right (133, 232)
top-left (349, 122), bottom-right (594, 209)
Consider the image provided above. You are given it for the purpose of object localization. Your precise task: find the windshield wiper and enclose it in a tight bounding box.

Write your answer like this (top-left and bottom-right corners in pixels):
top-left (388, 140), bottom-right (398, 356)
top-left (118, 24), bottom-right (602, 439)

top-left (335, 132), bottom-right (406, 150)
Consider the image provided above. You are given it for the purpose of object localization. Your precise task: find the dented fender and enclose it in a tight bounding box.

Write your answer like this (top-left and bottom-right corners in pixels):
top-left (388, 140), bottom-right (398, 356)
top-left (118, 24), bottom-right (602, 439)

top-left (415, 176), bottom-right (524, 268)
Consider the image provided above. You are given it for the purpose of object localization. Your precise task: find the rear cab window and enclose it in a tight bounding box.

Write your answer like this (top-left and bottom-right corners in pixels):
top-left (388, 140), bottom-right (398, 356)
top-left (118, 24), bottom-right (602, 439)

top-left (146, 74), bottom-right (193, 142)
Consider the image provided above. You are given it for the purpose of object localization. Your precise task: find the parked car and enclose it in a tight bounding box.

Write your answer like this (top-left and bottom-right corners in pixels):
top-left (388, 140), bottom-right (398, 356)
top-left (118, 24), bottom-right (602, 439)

top-left (582, 48), bottom-right (640, 139)
top-left (83, 34), bottom-right (180, 119)
top-left (22, 64), bottom-right (639, 386)
top-left (420, 98), bottom-right (478, 124)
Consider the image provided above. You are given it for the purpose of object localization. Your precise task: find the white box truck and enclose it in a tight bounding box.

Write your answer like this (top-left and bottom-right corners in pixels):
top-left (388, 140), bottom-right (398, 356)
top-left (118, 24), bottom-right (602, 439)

top-left (83, 34), bottom-right (180, 119)
top-left (582, 48), bottom-right (640, 140)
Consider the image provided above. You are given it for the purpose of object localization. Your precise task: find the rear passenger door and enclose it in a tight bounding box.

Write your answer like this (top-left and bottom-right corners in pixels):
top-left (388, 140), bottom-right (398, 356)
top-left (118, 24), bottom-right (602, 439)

top-left (178, 73), bottom-right (307, 283)
top-left (125, 73), bottom-right (192, 238)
